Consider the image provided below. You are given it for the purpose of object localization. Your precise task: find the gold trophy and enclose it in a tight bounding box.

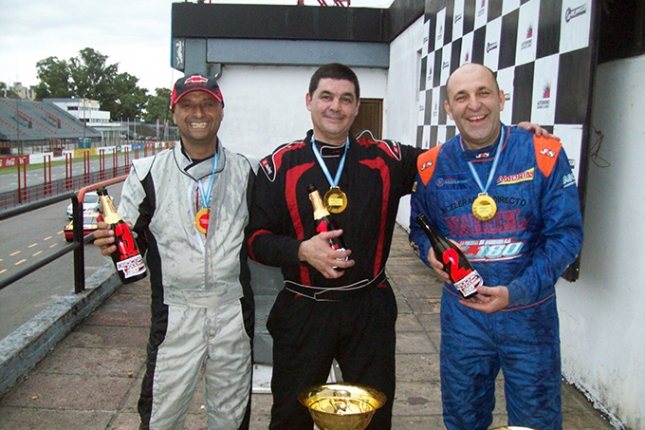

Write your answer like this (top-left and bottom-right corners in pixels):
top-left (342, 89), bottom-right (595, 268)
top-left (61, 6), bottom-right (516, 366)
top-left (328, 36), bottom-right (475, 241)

top-left (491, 427), bottom-right (538, 429)
top-left (298, 383), bottom-right (387, 430)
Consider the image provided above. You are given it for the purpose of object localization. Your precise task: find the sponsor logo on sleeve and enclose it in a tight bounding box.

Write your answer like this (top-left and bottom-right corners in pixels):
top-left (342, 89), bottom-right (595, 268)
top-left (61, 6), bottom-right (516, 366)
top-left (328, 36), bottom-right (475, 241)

top-left (539, 147), bottom-right (556, 158)
top-left (420, 159), bottom-right (433, 171)
top-left (563, 172), bottom-right (576, 188)
top-left (260, 158), bottom-right (273, 177)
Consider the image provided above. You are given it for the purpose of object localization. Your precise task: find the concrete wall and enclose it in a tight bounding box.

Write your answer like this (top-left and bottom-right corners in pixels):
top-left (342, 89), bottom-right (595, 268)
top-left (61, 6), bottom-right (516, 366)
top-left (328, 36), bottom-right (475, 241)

top-left (0, 266), bottom-right (121, 397)
top-left (557, 54), bottom-right (645, 430)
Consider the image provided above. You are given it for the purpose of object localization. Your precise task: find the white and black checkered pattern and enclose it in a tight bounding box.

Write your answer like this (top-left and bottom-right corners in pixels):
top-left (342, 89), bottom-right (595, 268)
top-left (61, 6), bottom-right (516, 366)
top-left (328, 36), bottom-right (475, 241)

top-left (417, 0), bottom-right (596, 184)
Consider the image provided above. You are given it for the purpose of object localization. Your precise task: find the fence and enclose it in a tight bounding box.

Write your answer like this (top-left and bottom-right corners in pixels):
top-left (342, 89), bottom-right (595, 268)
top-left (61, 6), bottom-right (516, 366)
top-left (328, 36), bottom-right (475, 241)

top-left (0, 166), bottom-right (130, 211)
top-left (0, 143), bottom-right (172, 211)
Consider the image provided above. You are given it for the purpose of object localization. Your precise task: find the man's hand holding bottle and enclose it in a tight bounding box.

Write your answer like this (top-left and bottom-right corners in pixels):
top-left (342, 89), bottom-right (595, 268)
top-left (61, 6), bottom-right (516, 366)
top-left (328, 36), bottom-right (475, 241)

top-left (298, 230), bottom-right (354, 279)
top-left (93, 220), bottom-right (134, 257)
top-left (427, 247), bottom-right (510, 312)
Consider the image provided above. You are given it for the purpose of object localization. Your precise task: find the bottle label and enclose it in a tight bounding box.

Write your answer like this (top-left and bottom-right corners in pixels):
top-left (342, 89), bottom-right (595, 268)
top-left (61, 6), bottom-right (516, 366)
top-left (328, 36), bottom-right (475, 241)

top-left (328, 241), bottom-right (346, 253)
top-left (115, 223), bottom-right (139, 259)
top-left (331, 246), bottom-right (349, 263)
top-left (116, 254), bottom-right (147, 279)
top-left (443, 248), bottom-right (472, 281)
top-left (454, 270), bottom-right (483, 298)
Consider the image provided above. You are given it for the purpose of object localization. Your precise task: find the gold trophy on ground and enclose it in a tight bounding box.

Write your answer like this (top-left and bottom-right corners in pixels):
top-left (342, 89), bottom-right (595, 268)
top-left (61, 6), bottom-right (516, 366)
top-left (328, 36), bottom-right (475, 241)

top-left (491, 427), bottom-right (537, 430)
top-left (299, 383), bottom-right (387, 430)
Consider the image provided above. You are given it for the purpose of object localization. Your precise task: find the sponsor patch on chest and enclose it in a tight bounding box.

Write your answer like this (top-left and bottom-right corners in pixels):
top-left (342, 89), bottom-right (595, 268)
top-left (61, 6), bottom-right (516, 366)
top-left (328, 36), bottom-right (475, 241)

top-left (460, 238), bottom-right (526, 262)
top-left (497, 167), bottom-right (534, 186)
top-left (435, 172), bottom-right (469, 190)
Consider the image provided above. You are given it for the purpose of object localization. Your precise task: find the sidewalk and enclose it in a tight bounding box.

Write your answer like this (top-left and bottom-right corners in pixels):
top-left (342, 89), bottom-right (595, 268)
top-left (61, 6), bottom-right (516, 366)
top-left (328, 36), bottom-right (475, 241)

top-left (0, 225), bottom-right (614, 429)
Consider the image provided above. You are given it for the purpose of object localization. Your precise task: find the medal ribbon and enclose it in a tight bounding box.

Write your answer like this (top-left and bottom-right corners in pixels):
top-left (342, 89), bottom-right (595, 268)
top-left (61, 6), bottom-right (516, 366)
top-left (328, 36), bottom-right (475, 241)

top-left (311, 136), bottom-right (349, 189)
top-left (196, 151), bottom-right (219, 210)
top-left (465, 125), bottom-right (505, 195)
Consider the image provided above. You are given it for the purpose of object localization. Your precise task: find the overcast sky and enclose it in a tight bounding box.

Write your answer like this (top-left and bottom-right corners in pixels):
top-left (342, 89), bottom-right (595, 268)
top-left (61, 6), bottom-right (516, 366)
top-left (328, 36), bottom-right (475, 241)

top-left (0, 0), bottom-right (393, 94)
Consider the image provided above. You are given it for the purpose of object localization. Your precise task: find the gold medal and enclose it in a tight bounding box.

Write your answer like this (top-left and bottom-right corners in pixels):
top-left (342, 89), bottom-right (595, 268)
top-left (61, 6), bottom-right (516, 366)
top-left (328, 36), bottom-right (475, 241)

top-left (472, 193), bottom-right (497, 221)
top-left (324, 187), bottom-right (347, 214)
top-left (194, 207), bottom-right (211, 234)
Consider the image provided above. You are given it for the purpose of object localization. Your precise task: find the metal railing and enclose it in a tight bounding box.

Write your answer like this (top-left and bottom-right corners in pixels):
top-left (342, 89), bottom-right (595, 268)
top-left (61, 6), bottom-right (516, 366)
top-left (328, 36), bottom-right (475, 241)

top-left (0, 166), bottom-right (130, 211)
top-left (0, 176), bottom-right (127, 294)
top-left (0, 142), bottom-right (174, 211)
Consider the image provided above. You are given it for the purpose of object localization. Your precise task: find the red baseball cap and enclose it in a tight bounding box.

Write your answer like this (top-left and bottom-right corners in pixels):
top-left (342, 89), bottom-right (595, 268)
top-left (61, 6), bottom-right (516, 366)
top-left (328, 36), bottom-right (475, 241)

top-left (170, 74), bottom-right (224, 109)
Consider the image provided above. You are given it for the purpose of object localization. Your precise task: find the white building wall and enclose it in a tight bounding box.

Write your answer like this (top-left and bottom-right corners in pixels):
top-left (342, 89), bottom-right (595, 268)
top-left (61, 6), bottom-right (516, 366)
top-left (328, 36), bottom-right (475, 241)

top-left (383, 16), bottom-right (424, 229)
top-left (558, 54), bottom-right (645, 430)
top-left (49, 99), bottom-right (111, 124)
top-left (214, 64), bottom-right (386, 164)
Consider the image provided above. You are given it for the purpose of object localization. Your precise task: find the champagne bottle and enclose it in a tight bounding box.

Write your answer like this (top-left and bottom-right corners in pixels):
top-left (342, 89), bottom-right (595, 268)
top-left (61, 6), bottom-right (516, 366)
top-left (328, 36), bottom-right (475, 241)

top-left (307, 184), bottom-right (349, 269)
top-left (97, 186), bottom-right (147, 284)
top-left (416, 213), bottom-right (480, 298)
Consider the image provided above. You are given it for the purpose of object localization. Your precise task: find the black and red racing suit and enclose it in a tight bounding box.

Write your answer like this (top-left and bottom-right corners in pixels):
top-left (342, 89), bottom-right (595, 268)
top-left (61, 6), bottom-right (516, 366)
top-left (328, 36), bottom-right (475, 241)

top-left (246, 129), bottom-right (421, 429)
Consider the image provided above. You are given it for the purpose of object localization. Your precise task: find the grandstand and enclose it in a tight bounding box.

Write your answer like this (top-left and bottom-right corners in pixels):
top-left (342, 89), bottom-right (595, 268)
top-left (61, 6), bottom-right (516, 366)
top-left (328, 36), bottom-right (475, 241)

top-left (0, 98), bottom-right (101, 155)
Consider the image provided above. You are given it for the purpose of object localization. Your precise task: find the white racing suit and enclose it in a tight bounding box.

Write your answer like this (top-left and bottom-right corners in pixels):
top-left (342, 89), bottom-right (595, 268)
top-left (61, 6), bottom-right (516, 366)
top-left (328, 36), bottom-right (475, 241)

top-left (118, 141), bottom-right (254, 430)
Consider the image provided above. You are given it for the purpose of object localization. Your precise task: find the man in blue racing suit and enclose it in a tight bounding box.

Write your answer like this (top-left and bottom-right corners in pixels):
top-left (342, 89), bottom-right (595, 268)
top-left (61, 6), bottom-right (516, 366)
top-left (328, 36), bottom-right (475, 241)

top-left (409, 63), bottom-right (583, 430)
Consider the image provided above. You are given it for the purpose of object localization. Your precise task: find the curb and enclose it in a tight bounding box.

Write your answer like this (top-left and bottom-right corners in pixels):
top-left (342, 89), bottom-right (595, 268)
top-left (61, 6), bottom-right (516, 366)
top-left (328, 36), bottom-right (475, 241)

top-left (0, 264), bottom-right (120, 397)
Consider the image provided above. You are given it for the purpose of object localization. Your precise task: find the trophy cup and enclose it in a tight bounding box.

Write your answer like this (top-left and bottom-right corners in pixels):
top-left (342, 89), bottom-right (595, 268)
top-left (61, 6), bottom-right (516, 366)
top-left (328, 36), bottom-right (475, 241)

top-left (491, 427), bottom-right (537, 430)
top-left (298, 383), bottom-right (387, 430)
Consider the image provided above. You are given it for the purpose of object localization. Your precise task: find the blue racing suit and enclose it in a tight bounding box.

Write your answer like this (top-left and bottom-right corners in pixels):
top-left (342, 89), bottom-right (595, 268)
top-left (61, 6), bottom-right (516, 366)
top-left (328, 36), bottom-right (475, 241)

top-left (409, 125), bottom-right (583, 430)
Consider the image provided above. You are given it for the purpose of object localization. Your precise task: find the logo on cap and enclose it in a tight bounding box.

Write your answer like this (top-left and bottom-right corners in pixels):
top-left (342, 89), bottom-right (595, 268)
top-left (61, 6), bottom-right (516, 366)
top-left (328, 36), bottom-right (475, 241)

top-left (184, 76), bottom-right (209, 85)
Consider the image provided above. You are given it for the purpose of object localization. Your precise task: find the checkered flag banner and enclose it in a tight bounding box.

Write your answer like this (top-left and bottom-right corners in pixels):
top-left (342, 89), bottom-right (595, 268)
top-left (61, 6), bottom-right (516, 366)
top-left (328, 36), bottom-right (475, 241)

top-left (419, 0), bottom-right (598, 185)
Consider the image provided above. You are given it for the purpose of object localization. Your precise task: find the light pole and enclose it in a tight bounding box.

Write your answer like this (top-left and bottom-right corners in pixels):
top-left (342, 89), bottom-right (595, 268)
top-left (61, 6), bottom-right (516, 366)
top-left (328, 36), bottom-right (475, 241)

top-left (81, 100), bottom-right (87, 148)
top-left (15, 96), bottom-right (22, 155)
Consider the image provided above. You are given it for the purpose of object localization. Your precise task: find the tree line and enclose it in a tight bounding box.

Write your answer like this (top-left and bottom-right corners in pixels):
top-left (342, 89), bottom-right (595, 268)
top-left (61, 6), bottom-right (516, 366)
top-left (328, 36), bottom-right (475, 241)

top-left (0, 48), bottom-right (173, 125)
